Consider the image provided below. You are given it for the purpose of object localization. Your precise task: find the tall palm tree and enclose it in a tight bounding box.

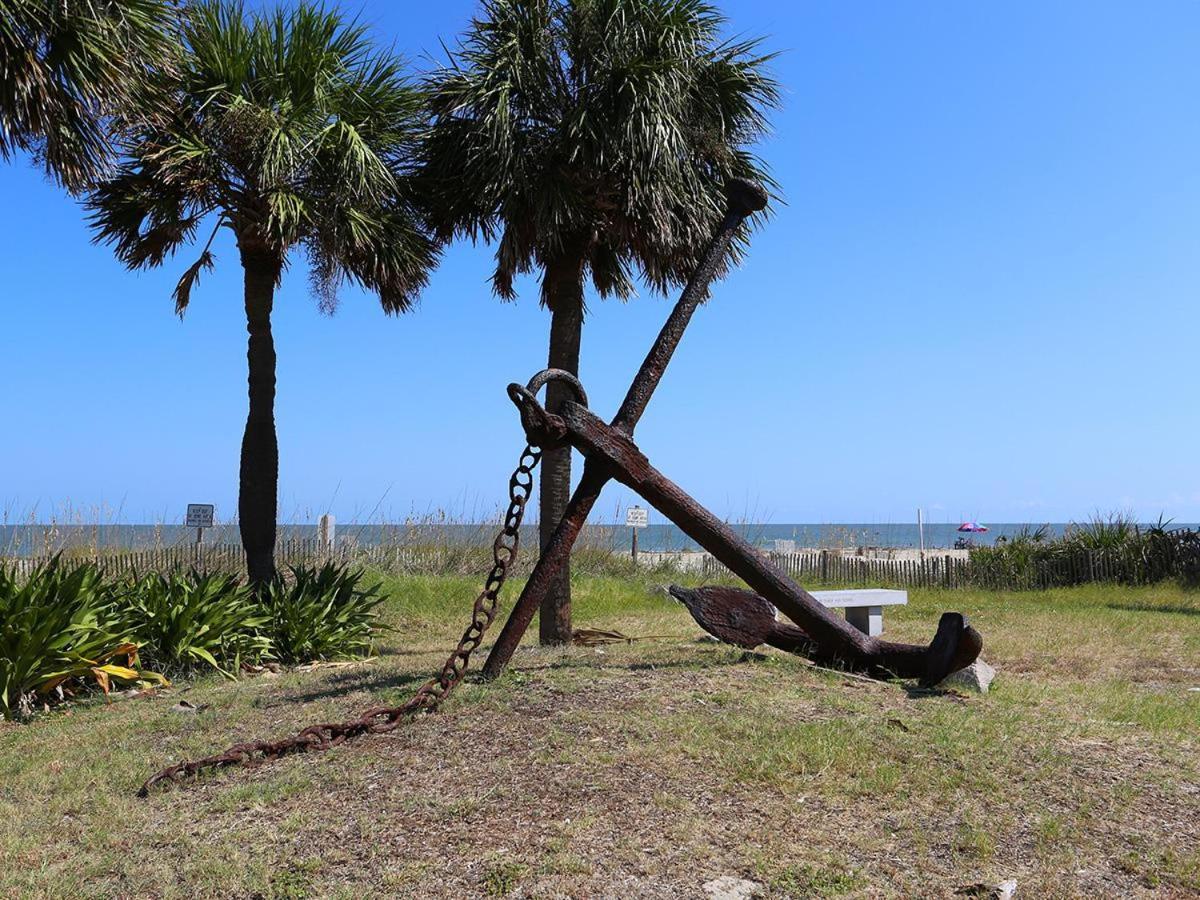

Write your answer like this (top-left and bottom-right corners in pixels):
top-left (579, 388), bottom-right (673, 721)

top-left (0, 0), bottom-right (176, 191)
top-left (421, 0), bottom-right (778, 643)
top-left (87, 0), bottom-right (439, 585)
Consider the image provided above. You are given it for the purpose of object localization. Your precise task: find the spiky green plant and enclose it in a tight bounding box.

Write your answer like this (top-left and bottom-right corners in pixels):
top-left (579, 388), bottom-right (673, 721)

top-left (0, 556), bottom-right (164, 719)
top-left (86, 0), bottom-right (439, 586)
top-left (264, 562), bottom-right (385, 664)
top-left (0, 0), bottom-right (176, 191)
top-left (1067, 513), bottom-right (1140, 552)
top-left (421, 0), bottom-right (778, 642)
top-left (115, 570), bottom-right (271, 676)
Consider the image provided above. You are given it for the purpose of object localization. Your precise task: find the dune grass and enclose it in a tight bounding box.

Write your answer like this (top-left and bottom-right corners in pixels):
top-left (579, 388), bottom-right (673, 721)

top-left (0, 575), bottom-right (1197, 897)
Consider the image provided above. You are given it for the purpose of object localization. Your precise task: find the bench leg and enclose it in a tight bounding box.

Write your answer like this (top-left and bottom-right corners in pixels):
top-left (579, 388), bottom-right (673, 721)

top-left (845, 605), bottom-right (884, 637)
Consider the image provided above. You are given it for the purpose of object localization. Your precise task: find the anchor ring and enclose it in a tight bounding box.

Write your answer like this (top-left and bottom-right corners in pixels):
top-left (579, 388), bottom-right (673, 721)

top-left (523, 368), bottom-right (589, 408)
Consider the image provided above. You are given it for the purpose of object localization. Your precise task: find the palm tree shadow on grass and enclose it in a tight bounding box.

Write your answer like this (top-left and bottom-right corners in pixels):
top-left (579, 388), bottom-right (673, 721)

top-left (258, 669), bottom-right (429, 707)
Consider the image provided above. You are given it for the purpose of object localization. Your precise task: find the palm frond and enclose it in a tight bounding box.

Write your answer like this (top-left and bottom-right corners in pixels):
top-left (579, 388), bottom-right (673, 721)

top-left (172, 249), bottom-right (215, 317)
top-left (0, 0), bottom-right (178, 191)
top-left (86, 0), bottom-right (436, 316)
top-left (421, 0), bottom-right (780, 303)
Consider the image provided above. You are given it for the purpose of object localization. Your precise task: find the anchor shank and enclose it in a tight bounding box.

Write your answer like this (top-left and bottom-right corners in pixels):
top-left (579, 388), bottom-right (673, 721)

top-left (558, 401), bottom-right (877, 661)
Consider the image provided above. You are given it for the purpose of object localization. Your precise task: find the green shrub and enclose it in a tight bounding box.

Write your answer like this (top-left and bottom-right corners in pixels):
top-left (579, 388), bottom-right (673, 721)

top-left (264, 563), bottom-right (385, 664)
top-left (115, 570), bottom-right (271, 677)
top-left (968, 515), bottom-right (1200, 590)
top-left (1172, 530), bottom-right (1200, 590)
top-left (1066, 514), bottom-right (1140, 551)
top-left (0, 557), bottom-right (163, 719)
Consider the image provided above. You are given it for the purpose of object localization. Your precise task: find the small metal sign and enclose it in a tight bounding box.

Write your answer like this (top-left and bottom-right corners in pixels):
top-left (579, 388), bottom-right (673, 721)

top-left (625, 505), bottom-right (648, 529)
top-left (186, 504), bottom-right (215, 528)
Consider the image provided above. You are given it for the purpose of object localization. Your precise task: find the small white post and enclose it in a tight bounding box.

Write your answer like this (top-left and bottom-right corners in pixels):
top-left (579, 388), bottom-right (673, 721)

top-left (318, 513), bottom-right (336, 556)
top-left (917, 508), bottom-right (925, 559)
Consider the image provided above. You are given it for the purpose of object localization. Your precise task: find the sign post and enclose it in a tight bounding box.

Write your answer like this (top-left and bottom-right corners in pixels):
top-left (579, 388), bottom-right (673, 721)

top-left (186, 504), bottom-right (215, 559)
top-left (625, 504), bottom-right (648, 563)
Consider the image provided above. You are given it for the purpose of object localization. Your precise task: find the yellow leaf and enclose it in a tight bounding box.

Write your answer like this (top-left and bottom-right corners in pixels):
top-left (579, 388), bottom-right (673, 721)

top-left (94, 664), bottom-right (140, 681)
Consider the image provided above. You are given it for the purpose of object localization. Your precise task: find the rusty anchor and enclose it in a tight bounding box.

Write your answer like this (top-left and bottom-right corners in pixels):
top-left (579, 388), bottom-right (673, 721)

top-left (138, 178), bottom-right (981, 795)
top-left (483, 178), bottom-right (983, 686)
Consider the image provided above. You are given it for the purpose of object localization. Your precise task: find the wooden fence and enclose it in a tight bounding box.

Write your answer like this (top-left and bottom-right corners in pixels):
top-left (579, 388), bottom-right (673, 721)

top-left (1, 539), bottom-right (408, 579)
top-left (0, 537), bottom-right (570, 579)
top-left (1, 541), bottom-right (1186, 591)
top-left (702, 551), bottom-right (972, 589)
top-left (701, 548), bottom-right (1176, 591)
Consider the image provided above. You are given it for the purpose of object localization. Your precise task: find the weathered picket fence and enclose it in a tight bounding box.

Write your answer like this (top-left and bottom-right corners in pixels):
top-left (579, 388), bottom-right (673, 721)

top-left (3, 539), bottom-right (377, 579)
top-left (702, 550), bottom-right (972, 588)
top-left (4, 541), bottom-right (1192, 591)
top-left (701, 547), bottom-right (1186, 591)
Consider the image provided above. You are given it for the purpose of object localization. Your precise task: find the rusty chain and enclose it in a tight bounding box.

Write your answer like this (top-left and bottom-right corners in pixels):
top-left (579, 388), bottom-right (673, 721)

top-left (138, 443), bottom-right (542, 797)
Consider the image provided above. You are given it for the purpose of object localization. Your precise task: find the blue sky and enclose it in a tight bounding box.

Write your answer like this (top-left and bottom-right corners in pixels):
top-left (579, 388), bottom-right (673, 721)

top-left (2, 0), bottom-right (1198, 528)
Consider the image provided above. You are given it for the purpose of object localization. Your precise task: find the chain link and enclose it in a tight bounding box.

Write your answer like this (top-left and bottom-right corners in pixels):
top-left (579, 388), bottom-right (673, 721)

top-left (138, 444), bottom-right (542, 797)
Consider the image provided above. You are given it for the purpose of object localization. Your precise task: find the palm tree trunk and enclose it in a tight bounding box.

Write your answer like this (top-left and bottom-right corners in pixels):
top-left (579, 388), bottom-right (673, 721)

top-left (539, 253), bottom-right (586, 645)
top-left (238, 244), bottom-right (282, 588)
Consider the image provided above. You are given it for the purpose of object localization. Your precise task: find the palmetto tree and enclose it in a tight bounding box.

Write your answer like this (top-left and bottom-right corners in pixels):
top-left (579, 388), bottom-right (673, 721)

top-left (0, 0), bottom-right (176, 191)
top-left (422, 0), bottom-right (777, 643)
top-left (87, 0), bottom-right (438, 585)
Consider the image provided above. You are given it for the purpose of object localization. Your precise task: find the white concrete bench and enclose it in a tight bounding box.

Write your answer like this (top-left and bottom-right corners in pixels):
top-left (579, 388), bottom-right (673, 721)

top-left (808, 589), bottom-right (907, 637)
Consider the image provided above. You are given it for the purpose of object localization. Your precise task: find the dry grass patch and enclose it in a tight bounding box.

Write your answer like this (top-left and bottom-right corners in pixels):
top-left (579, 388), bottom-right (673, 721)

top-left (0, 578), bottom-right (1197, 897)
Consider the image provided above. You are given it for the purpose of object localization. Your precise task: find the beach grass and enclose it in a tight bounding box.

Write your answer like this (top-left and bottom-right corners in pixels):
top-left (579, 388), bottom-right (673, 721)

top-left (0, 576), bottom-right (1197, 897)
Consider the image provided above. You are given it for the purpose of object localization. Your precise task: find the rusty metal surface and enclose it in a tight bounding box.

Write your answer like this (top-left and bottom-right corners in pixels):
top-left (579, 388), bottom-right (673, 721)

top-left (138, 444), bottom-right (542, 796)
top-left (668, 584), bottom-right (813, 653)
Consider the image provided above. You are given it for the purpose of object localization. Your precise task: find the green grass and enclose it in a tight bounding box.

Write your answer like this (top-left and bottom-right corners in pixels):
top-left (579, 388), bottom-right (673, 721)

top-left (0, 575), bottom-right (1197, 897)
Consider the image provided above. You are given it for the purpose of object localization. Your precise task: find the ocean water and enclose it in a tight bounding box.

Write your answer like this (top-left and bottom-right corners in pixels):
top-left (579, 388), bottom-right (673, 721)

top-left (5, 521), bottom-right (1195, 556)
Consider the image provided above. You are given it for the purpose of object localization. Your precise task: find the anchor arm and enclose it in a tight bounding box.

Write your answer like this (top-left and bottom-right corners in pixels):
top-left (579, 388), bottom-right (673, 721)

top-left (481, 460), bottom-right (610, 680)
top-left (612, 178), bottom-right (768, 435)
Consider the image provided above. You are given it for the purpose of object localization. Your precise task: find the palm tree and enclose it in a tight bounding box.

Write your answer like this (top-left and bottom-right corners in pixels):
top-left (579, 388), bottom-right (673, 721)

top-left (421, 0), bottom-right (778, 643)
top-left (87, 0), bottom-right (439, 585)
top-left (0, 0), bottom-right (176, 191)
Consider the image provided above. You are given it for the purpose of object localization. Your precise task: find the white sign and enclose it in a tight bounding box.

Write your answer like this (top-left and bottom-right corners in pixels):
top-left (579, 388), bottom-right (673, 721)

top-left (625, 506), bottom-right (648, 529)
top-left (186, 504), bottom-right (214, 528)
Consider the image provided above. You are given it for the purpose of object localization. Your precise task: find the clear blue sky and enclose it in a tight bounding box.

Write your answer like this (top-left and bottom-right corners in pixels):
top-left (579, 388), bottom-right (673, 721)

top-left (2, 0), bottom-right (1198, 528)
